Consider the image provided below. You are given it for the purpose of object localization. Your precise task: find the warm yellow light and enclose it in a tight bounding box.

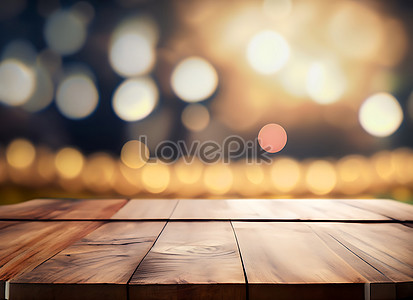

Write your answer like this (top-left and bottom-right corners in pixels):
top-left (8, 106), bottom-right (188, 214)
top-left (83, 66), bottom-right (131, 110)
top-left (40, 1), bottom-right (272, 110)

top-left (112, 14), bottom-right (159, 46)
top-left (181, 104), bottom-right (210, 132)
top-left (54, 147), bottom-right (84, 179)
top-left (82, 153), bottom-right (115, 192)
top-left (56, 74), bottom-right (99, 119)
top-left (378, 18), bottom-right (408, 67)
top-left (174, 156), bottom-right (203, 184)
top-left (391, 148), bottom-right (413, 185)
top-left (279, 52), bottom-right (311, 98)
top-left (203, 164), bottom-right (233, 195)
top-left (0, 158), bottom-right (6, 183)
top-left (337, 155), bottom-right (371, 194)
top-left (328, 2), bottom-right (382, 59)
top-left (119, 161), bottom-right (142, 188)
top-left (233, 162), bottom-right (265, 197)
top-left (306, 61), bottom-right (346, 105)
top-left (0, 59), bottom-right (35, 106)
top-left (171, 56), bottom-right (218, 102)
top-left (36, 148), bottom-right (55, 181)
top-left (246, 30), bottom-right (290, 75)
top-left (305, 160), bottom-right (337, 195)
top-left (262, 0), bottom-right (292, 20)
top-left (6, 139), bottom-right (36, 169)
top-left (112, 77), bottom-right (158, 121)
top-left (120, 140), bottom-right (149, 169)
top-left (111, 164), bottom-right (139, 196)
top-left (142, 161), bottom-right (170, 193)
top-left (245, 165), bottom-right (264, 185)
top-left (359, 92), bottom-right (403, 137)
top-left (270, 157), bottom-right (301, 193)
top-left (372, 151), bottom-right (394, 182)
top-left (392, 187), bottom-right (411, 202)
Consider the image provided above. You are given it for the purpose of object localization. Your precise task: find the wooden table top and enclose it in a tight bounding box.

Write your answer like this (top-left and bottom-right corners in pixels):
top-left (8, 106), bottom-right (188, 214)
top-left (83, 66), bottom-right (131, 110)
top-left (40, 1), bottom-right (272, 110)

top-left (0, 198), bottom-right (412, 300)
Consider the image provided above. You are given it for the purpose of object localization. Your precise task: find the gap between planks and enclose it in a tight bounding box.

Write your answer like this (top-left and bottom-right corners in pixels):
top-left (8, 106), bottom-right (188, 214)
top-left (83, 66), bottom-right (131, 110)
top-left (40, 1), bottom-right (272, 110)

top-left (125, 221), bottom-right (170, 299)
top-left (230, 221), bottom-right (249, 300)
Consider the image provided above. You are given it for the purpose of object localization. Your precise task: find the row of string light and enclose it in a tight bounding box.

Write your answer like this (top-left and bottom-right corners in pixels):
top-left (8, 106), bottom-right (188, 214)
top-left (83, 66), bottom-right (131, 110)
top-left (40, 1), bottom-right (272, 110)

top-left (0, 0), bottom-right (412, 199)
top-left (2, 138), bottom-right (413, 200)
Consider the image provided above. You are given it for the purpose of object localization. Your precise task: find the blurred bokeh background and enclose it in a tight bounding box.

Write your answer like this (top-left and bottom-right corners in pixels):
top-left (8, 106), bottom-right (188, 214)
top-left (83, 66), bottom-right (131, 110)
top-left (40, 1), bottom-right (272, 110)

top-left (0, 0), bottom-right (412, 204)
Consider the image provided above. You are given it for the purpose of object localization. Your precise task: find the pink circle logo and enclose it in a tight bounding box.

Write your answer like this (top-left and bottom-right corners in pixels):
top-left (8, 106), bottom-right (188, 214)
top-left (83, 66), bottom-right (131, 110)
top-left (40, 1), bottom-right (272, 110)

top-left (258, 123), bottom-right (287, 153)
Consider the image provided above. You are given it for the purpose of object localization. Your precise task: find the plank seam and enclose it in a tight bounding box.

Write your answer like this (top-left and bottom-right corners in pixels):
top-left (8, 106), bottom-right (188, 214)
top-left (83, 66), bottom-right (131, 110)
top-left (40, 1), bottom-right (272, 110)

top-left (167, 199), bottom-right (180, 219)
top-left (111, 198), bottom-right (130, 218)
top-left (126, 220), bottom-right (169, 300)
top-left (327, 233), bottom-right (393, 280)
top-left (339, 200), bottom-right (402, 222)
top-left (309, 227), bottom-right (398, 300)
top-left (402, 222), bottom-right (413, 229)
top-left (230, 221), bottom-right (249, 300)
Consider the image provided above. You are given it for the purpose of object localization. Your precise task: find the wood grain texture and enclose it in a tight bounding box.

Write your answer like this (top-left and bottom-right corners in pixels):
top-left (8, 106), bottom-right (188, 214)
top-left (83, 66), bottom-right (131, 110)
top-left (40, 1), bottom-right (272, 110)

top-left (170, 199), bottom-right (261, 219)
top-left (0, 198), bottom-right (127, 220)
top-left (111, 199), bottom-right (178, 219)
top-left (232, 222), bottom-right (366, 300)
top-left (268, 199), bottom-right (389, 220)
top-left (170, 199), bottom-right (388, 220)
top-left (311, 223), bottom-right (413, 299)
top-left (0, 221), bottom-right (102, 282)
top-left (1, 198), bottom-right (412, 300)
top-left (10, 221), bottom-right (166, 300)
top-left (308, 223), bottom-right (396, 300)
top-left (340, 199), bottom-right (413, 221)
top-left (129, 221), bottom-right (245, 300)
top-left (0, 221), bottom-right (18, 230)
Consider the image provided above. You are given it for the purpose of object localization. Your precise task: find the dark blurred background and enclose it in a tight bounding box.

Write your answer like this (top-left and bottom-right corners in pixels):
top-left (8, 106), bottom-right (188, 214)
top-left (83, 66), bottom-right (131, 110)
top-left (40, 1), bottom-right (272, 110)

top-left (0, 0), bottom-right (412, 203)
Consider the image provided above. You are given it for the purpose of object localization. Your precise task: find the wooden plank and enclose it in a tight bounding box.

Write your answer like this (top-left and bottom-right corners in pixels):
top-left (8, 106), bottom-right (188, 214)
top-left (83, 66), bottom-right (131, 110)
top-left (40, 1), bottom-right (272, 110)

top-left (340, 199), bottom-right (413, 221)
top-left (170, 199), bottom-right (261, 219)
top-left (0, 198), bottom-right (127, 220)
top-left (308, 223), bottom-right (396, 300)
top-left (271, 199), bottom-right (389, 221)
top-left (0, 199), bottom-right (62, 219)
top-left (170, 199), bottom-right (309, 219)
top-left (111, 199), bottom-right (178, 219)
top-left (129, 221), bottom-right (246, 300)
top-left (0, 221), bottom-right (102, 286)
top-left (311, 223), bottom-right (413, 299)
top-left (10, 221), bottom-right (166, 300)
top-left (0, 221), bottom-right (18, 300)
top-left (170, 199), bottom-right (389, 220)
top-left (232, 222), bottom-right (366, 300)
top-left (0, 221), bottom-right (18, 230)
